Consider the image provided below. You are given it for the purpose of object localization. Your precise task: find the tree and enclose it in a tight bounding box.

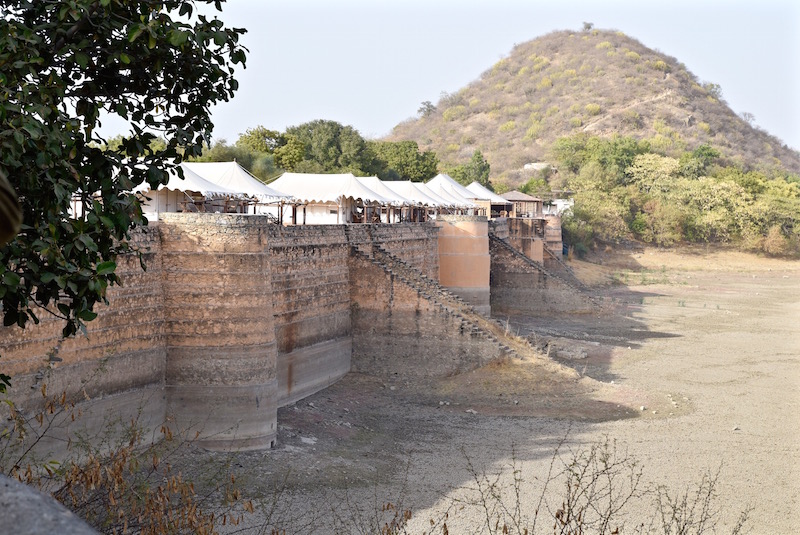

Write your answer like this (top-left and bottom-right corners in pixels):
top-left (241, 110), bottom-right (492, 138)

top-left (99, 134), bottom-right (168, 154)
top-left (418, 101), bottom-right (436, 117)
top-left (284, 120), bottom-right (376, 175)
top-left (368, 140), bottom-right (438, 182)
top-left (236, 125), bottom-right (285, 153)
top-left (678, 144), bottom-right (720, 178)
top-left (0, 1), bottom-right (246, 360)
top-left (195, 140), bottom-right (280, 182)
top-left (702, 82), bottom-right (723, 101)
top-left (448, 150), bottom-right (491, 187)
top-left (273, 134), bottom-right (305, 172)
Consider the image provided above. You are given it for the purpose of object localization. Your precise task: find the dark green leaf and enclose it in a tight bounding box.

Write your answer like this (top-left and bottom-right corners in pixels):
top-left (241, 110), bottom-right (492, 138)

top-left (96, 261), bottom-right (117, 276)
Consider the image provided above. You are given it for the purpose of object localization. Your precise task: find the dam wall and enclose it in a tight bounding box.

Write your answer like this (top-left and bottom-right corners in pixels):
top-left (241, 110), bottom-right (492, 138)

top-left (0, 217), bottom-right (447, 452)
top-left (0, 213), bottom-right (583, 453)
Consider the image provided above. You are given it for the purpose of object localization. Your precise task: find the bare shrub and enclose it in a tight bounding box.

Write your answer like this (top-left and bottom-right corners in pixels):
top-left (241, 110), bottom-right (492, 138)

top-left (761, 225), bottom-right (790, 256)
top-left (1, 387), bottom-right (250, 534)
top-left (441, 438), bottom-right (750, 535)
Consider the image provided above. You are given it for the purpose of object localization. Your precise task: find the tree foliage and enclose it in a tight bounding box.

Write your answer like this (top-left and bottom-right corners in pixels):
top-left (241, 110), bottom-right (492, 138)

top-left (248, 120), bottom-right (442, 180)
top-left (0, 1), bottom-right (246, 345)
top-left (284, 120), bottom-right (375, 175)
top-left (554, 133), bottom-right (800, 256)
top-left (194, 139), bottom-right (280, 181)
top-left (418, 101), bottom-right (436, 117)
top-left (448, 150), bottom-right (491, 187)
top-left (235, 125), bottom-right (284, 154)
top-left (368, 140), bottom-right (438, 181)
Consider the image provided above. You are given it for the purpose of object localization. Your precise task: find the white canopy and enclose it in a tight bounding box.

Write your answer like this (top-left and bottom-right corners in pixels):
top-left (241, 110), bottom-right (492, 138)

top-left (133, 165), bottom-right (242, 198)
top-left (466, 181), bottom-right (512, 204)
top-left (418, 178), bottom-right (474, 208)
top-left (414, 181), bottom-right (467, 208)
top-left (182, 161), bottom-right (291, 202)
top-left (427, 173), bottom-right (482, 204)
top-left (355, 177), bottom-right (414, 206)
top-left (382, 181), bottom-right (445, 207)
top-left (269, 173), bottom-right (395, 205)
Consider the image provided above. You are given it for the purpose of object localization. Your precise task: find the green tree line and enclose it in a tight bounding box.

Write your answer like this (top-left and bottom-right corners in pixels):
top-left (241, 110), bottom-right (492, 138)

top-left (551, 134), bottom-right (800, 257)
top-left (198, 119), bottom-right (494, 187)
top-left (198, 120), bottom-right (440, 182)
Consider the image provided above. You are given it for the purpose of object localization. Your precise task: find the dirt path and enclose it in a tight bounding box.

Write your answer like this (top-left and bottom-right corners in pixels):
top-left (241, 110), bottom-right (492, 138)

top-left (210, 248), bottom-right (799, 533)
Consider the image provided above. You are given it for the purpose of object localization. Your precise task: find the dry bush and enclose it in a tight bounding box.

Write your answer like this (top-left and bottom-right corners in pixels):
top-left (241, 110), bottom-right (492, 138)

top-left (761, 225), bottom-right (790, 256)
top-left (431, 438), bottom-right (751, 535)
top-left (1, 386), bottom-right (251, 534)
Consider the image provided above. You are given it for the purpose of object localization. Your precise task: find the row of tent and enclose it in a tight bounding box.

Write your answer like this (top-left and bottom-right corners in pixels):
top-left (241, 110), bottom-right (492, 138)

top-left (137, 161), bottom-right (539, 223)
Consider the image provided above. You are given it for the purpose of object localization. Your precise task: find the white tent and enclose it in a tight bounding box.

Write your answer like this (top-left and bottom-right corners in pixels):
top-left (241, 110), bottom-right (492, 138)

top-left (382, 181), bottom-right (446, 207)
top-left (354, 177), bottom-right (413, 206)
top-left (418, 180), bottom-right (475, 209)
top-left (428, 173), bottom-right (482, 205)
top-left (269, 173), bottom-right (393, 205)
top-left (135, 165), bottom-right (246, 214)
top-left (182, 161), bottom-right (291, 203)
top-left (269, 173), bottom-right (395, 224)
top-left (133, 165), bottom-right (241, 197)
top-left (466, 181), bottom-right (511, 204)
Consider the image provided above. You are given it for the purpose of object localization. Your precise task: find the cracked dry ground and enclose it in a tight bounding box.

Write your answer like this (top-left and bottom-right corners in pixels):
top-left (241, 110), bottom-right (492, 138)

top-left (193, 247), bottom-right (799, 534)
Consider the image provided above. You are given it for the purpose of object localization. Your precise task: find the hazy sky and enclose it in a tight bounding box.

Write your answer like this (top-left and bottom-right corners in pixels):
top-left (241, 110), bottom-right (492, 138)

top-left (184, 0), bottom-right (800, 150)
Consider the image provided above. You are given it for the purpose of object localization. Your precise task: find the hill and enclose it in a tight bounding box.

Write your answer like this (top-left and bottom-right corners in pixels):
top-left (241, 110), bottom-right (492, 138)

top-left (389, 29), bottom-right (800, 187)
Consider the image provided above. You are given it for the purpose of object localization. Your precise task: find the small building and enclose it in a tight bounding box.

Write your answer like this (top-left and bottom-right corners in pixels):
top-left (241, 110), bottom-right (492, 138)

top-left (500, 190), bottom-right (543, 218)
top-left (465, 182), bottom-right (513, 219)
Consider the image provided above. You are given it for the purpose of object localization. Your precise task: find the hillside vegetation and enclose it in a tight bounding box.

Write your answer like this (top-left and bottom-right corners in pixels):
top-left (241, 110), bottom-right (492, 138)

top-left (390, 29), bottom-right (800, 186)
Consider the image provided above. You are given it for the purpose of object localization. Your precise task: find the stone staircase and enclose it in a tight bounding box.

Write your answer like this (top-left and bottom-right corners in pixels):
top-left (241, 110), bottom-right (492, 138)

top-left (543, 245), bottom-right (588, 291)
top-left (489, 234), bottom-right (601, 309)
top-left (353, 245), bottom-right (544, 361)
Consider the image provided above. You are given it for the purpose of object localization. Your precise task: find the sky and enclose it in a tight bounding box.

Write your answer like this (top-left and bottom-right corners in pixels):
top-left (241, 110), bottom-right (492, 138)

top-left (168, 0), bottom-right (800, 150)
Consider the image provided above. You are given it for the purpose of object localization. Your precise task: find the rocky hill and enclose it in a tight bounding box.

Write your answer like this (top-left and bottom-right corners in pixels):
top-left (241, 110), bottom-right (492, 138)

top-left (389, 29), bottom-right (800, 186)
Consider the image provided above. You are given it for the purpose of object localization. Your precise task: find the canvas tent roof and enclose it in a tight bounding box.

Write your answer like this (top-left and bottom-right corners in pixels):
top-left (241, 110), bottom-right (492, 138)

top-left (382, 181), bottom-right (447, 207)
top-left (133, 165), bottom-right (243, 198)
top-left (182, 161), bottom-right (291, 202)
top-left (269, 173), bottom-right (394, 205)
top-left (501, 190), bottom-right (542, 202)
top-left (419, 179), bottom-right (476, 208)
top-left (466, 182), bottom-right (512, 204)
top-left (416, 182), bottom-right (467, 208)
top-left (427, 173), bottom-right (483, 204)
top-left (354, 177), bottom-right (414, 206)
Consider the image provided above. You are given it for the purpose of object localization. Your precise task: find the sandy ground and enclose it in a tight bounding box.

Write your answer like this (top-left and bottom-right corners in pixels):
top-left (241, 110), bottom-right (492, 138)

top-left (203, 247), bottom-right (799, 534)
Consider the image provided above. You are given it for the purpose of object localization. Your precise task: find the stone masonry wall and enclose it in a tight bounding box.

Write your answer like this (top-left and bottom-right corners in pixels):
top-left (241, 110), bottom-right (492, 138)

top-left (490, 238), bottom-right (595, 316)
top-left (159, 214), bottom-right (278, 451)
top-left (268, 225), bottom-right (352, 406)
top-left (349, 251), bottom-right (503, 379)
top-left (345, 223), bottom-right (440, 279)
top-left (0, 226), bottom-right (167, 453)
top-left (0, 216), bottom-right (448, 453)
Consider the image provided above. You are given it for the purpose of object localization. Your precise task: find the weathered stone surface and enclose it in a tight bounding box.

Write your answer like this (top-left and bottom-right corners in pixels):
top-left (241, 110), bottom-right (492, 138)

top-left (160, 215), bottom-right (278, 451)
top-left (349, 251), bottom-right (501, 378)
top-left (490, 237), bottom-right (594, 315)
top-left (0, 216), bottom-right (447, 454)
top-left (0, 475), bottom-right (98, 534)
top-left (436, 216), bottom-right (490, 313)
